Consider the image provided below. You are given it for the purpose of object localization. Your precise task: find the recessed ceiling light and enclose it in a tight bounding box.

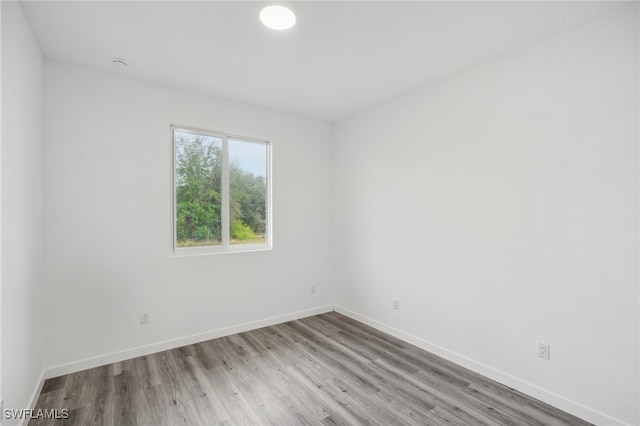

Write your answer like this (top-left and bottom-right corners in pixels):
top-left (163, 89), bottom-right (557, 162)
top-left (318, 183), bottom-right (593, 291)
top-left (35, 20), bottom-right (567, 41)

top-left (260, 5), bottom-right (296, 31)
top-left (112, 58), bottom-right (129, 70)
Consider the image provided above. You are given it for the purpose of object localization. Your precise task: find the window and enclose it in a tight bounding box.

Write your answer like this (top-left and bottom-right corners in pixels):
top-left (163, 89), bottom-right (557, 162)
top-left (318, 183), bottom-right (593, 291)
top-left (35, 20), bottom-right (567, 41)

top-left (172, 126), bottom-right (271, 254)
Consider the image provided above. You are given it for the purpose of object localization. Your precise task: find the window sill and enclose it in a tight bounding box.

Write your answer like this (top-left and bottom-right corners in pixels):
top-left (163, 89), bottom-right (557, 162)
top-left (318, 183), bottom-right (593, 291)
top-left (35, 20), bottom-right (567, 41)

top-left (172, 243), bottom-right (272, 257)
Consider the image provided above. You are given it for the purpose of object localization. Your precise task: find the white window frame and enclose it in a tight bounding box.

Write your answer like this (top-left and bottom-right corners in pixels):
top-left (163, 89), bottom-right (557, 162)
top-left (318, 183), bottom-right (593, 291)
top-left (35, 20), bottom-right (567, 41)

top-left (171, 125), bottom-right (272, 256)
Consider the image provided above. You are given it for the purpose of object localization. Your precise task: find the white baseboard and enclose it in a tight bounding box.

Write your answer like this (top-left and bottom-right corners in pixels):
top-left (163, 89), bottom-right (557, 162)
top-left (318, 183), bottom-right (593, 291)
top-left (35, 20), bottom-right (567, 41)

top-left (334, 305), bottom-right (628, 426)
top-left (44, 305), bottom-right (333, 379)
top-left (18, 370), bottom-right (46, 426)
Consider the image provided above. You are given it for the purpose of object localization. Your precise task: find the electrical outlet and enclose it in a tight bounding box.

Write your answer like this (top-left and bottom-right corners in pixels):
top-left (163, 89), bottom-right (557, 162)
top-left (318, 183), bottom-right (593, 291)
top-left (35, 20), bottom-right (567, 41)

top-left (537, 342), bottom-right (550, 360)
top-left (392, 298), bottom-right (400, 310)
top-left (310, 285), bottom-right (316, 294)
top-left (140, 312), bottom-right (150, 324)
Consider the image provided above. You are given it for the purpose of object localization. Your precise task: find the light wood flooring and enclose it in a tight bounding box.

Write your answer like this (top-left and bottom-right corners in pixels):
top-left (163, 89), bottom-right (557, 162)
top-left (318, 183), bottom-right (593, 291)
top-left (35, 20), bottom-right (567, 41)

top-left (30, 312), bottom-right (591, 425)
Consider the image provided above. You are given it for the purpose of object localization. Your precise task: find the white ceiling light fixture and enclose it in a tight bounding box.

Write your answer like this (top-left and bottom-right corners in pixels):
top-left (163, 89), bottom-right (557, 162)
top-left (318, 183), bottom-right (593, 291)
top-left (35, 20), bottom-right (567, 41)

top-left (260, 5), bottom-right (296, 30)
top-left (112, 58), bottom-right (129, 70)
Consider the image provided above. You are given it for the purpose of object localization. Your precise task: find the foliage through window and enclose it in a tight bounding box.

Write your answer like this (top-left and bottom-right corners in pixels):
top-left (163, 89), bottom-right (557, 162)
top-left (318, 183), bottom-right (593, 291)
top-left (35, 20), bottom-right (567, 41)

top-left (173, 127), bottom-right (270, 253)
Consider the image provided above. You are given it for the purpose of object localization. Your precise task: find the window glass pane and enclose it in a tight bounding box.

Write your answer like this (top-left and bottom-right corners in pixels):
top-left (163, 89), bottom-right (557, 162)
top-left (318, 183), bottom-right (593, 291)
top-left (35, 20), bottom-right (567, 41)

top-left (175, 131), bottom-right (223, 248)
top-left (229, 139), bottom-right (268, 245)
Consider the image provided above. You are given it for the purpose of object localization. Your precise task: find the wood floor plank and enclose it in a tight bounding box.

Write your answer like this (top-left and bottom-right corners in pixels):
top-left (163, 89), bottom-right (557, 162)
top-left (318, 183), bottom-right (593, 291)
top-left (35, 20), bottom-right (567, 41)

top-left (207, 359), bottom-right (263, 426)
top-left (464, 384), bottom-right (557, 426)
top-left (30, 313), bottom-right (592, 426)
top-left (373, 389), bottom-right (438, 426)
top-left (134, 384), bottom-right (171, 426)
top-left (318, 377), bottom-right (391, 425)
top-left (429, 406), bottom-right (469, 426)
top-left (284, 364), bottom-right (364, 425)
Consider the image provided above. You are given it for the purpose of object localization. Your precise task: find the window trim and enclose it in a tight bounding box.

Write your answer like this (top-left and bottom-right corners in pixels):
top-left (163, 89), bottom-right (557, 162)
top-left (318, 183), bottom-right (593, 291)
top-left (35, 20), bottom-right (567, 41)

top-left (171, 124), bottom-right (272, 256)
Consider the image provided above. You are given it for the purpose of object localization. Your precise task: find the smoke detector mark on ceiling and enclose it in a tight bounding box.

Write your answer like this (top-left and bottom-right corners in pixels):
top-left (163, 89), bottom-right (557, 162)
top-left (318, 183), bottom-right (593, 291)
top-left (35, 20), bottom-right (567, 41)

top-left (112, 58), bottom-right (129, 70)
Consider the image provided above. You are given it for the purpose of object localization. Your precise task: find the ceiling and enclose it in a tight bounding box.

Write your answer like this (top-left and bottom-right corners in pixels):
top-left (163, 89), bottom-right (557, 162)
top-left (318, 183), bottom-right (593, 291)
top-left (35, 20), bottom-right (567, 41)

top-left (21, 1), bottom-right (625, 122)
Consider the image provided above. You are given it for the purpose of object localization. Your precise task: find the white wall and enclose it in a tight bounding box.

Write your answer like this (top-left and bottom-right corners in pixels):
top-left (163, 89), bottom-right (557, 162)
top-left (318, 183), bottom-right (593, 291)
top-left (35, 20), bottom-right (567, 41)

top-left (43, 60), bottom-right (334, 371)
top-left (1, 1), bottom-right (45, 421)
top-left (334, 5), bottom-right (638, 425)
top-left (0, 0), bottom-right (3, 408)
